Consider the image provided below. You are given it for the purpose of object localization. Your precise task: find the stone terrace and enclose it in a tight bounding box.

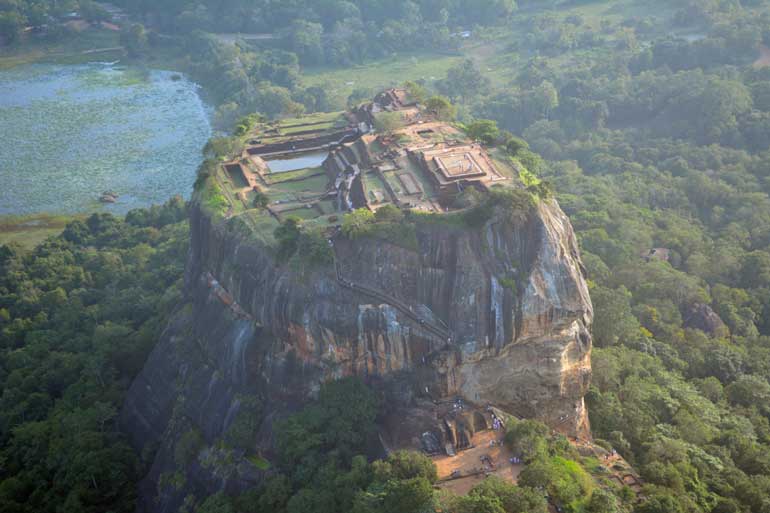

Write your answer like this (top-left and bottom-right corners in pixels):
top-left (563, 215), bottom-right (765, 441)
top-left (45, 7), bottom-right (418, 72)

top-left (210, 89), bottom-right (519, 241)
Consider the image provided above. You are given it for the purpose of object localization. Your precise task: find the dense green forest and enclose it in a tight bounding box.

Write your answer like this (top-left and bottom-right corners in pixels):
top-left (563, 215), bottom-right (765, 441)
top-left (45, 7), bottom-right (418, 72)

top-left (186, 378), bottom-right (600, 513)
top-left (6, 0), bottom-right (770, 512)
top-left (0, 199), bottom-right (188, 512)
top-left (454, 2), bottom-right (770, 513)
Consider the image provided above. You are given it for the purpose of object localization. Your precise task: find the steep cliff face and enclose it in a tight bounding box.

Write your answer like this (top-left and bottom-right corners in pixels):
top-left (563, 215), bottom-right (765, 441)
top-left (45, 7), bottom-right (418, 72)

top-left (121, 197), bottom-right (592, 511)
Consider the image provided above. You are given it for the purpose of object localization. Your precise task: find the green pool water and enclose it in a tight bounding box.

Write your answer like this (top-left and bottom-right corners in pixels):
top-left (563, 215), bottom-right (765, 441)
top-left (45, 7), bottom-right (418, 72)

top-left (0, 62), bottom-right (211, 215)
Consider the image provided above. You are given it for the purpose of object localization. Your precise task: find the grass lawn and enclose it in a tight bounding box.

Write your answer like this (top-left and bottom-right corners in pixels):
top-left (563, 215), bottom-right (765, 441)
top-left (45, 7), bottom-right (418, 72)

top-left (264, 167), bottom-right (326, 185)
top-left (362, 172), bottom-right (388, 192)
top-left (272, 175), bottom-right (329, 193)
top-left (280, 206), bottom-right (320, 220)
top-left (302, 52), bottom-right (463, 108)
top-left (279, 121), bottom-right (339, 135)
top-left (277, 112), bottom-right (346, 130)
top-left (301, 214), bottom-right (342, 231)
top-left (317, 200), bottom-right (337, 215)
top-left (489, 149), bottom-right (518, 180)
top-left (382, 172), bottom-right (405, 195)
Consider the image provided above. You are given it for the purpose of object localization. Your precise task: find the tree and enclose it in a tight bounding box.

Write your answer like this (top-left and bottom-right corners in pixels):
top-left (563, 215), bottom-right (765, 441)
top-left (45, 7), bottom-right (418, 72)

top-left (121, 24), bottom-right (149, 58)
top-left (465, 119), bottom-right (500, 145)
top-left (287, 20), bottom-right (324, 65)
top-left (530, 81), bottom-right (559, 118)
top-left (592, 286), bottom-right (642, 347)
top-left (634, 493), bottom-right (684, 513)
top-left (196, 492), bottom-right (236, 513)
top-left (0, 198), bottom-right (187, 513)
top-left (726, 375), bottom-right (770, 411)
top-left (276, 377), bottom-right (379, 473)
top-left (286, 488), bottom-right (336, 513)
top-left (518, 457), bottom-right (593, 507)
top-left (587, 489), bottom-right (621, 513)
top-left (253, 191), bottom-right (269, 209)
top-left (297, 231), bottom-right (333, 267)
top-left (342, 209), bottom-right (375, 238)
top-left (0, 11), bottom-right (24, 44)
top-left (382, 477), bottom-right (433, 513)
top-left (373, 204), bottom-right (404, 223)
top-left (424, 96), bottom-right (457, 120)
top-left (404, 81), bottom-right (428, 103)
top-left (465, 0), bottom-right (518, 25)
top-left (373, 112), bottom-right (406, 133)
top-left (440, 59), bottom-right (490, 102)
top-left (203, 137), bottom-right (242, 159)
top-left (468, 476), bottom-right (548, 513)
top-left (504, 419), bottom-right (548, 462)
top-left (79, 1), bottom-right (111, 23)
top-left (274, 217), bottom-right (302, 259)
top-left (505, 136), bottom-right (529, 156)
top-left (373, 450), bottom-right (437, 483)
top-left (447, 494), bottom-right (505, 513)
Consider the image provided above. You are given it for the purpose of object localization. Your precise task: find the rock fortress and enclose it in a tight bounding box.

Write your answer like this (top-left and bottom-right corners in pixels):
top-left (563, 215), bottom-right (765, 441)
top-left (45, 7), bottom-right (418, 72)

top-left (121, 88), bottom-right (603, 511)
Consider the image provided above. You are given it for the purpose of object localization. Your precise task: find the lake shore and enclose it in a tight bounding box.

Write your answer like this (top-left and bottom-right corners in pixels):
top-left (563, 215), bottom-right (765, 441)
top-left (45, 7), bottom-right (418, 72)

top-left (0, 213), bottom-right (82, 249)
top-left (0, 62), bottom-right (211, 217)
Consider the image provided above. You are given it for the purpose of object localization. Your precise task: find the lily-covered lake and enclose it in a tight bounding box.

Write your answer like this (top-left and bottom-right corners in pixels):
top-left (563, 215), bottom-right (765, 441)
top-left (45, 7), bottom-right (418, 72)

top-left (0, 63), bottom-right (211, 215)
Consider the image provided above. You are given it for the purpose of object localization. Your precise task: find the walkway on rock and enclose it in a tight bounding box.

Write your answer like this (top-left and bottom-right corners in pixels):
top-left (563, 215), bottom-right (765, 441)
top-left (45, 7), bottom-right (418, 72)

top-left (333, 256), bottom-right (452, 341)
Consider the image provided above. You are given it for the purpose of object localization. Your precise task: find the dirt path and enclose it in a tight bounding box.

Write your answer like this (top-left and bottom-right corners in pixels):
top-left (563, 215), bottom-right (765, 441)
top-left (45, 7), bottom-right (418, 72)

top-left (434, 430), bottom-right (524, 495)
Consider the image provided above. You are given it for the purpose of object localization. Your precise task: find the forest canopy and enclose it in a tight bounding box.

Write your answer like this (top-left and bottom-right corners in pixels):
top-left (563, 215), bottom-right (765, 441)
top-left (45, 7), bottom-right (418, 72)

top-left (6, 0), bottom-right (770, 512)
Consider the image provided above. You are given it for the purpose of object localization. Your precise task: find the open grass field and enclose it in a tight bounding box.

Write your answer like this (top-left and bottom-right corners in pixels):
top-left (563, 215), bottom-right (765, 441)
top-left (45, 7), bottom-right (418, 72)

top-left (0, 214), bottom-right (80, 249)
top-left (264, 167), bottom-right (326, 185)
top-left (272, 175), bottom-right (330, 194)
top-left (276, 111), bottom-right (347, 130)
top-left (526, 0), bottom-right (676, 29)
top-left (302, 52), bottom-right (463, 108)
top-left (279, 206), bottom-right (321, 220)
top-left (0, 28), bottom-right (123, 70)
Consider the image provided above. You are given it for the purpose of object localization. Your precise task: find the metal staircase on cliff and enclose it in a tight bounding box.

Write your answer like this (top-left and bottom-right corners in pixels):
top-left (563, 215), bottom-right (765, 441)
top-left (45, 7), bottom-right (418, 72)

top-left (333, 258), bottom-right (452, 341)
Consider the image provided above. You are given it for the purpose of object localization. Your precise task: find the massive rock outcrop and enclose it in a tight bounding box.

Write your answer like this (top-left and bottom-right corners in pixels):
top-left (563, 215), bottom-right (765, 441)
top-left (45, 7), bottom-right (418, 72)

top-left (121, 195), bottom-right (592, 511)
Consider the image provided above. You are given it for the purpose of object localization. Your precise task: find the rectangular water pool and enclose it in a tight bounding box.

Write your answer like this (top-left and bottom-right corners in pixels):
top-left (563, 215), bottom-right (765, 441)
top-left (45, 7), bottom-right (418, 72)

top-left (266, 151), bottom-right (329, 173)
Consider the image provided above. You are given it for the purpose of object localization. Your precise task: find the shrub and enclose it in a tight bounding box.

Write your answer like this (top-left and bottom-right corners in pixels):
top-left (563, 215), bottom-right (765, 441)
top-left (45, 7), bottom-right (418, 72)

top-left (234, 113), bottom-right (266, 136)
top-left (374, 111), bottom-right (407, 133)
top-left (274, 216), bottom-right (302, 259)
top-left (374, 204), bottom-right (404, 223)
top-left (200, 178), bottom-right (229, 216)
top-left (505, 136), bottom-right (530, 156)
top-left (203, 136), bottom-right (242, 159)
top-left (253, 190), bottom-right (270, 209)
top-left (174, 429), bottom-right (204, 468)
top-left (489, 188), bottom-right (537, 225)
top-left (404, 81), bottom-right (429, 103)
top-left (296, 230), bottom-right (334, 267)
top-left (342, 208), bottom-right (375, 238)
